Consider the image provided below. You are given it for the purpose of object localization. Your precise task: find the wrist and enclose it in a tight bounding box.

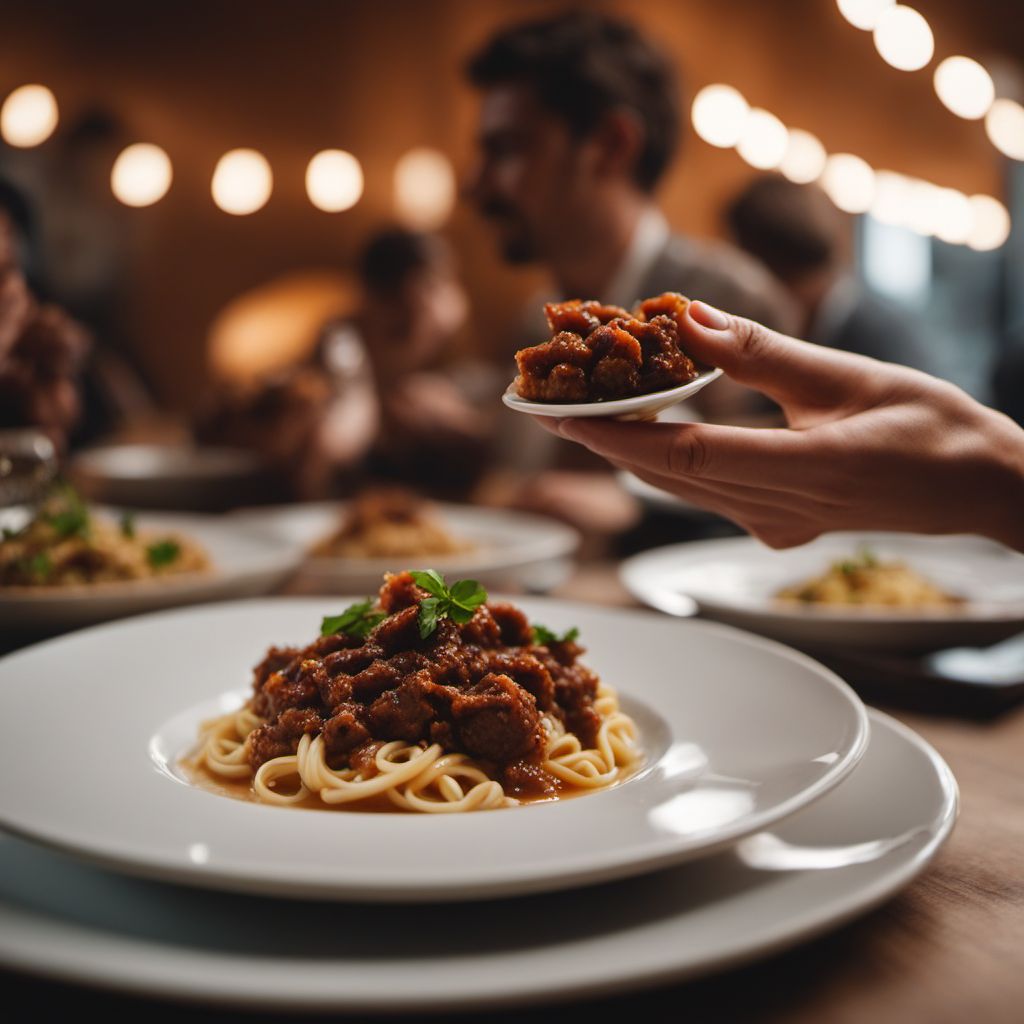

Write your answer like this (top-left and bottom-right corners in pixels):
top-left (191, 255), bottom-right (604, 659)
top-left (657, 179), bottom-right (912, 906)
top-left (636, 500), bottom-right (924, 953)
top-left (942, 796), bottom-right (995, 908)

top-left (983, 416), bottom-right (1024, 552)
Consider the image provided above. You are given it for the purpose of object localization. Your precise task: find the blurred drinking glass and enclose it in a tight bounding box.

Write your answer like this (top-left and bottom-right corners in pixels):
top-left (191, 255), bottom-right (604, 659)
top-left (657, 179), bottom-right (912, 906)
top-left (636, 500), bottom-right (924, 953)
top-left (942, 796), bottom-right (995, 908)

top-left (0, 429), bottom-right (57, 506)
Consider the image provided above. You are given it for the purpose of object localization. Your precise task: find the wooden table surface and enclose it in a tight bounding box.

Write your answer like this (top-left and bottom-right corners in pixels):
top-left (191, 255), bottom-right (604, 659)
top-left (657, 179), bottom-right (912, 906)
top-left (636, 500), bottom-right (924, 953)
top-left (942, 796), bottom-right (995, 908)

top-left (2, 563), bottom-right (1022, 1023)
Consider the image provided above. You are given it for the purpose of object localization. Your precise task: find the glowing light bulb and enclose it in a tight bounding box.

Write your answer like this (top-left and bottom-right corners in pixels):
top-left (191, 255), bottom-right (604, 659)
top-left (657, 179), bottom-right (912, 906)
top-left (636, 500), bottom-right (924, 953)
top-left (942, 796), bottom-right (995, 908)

top-left (0, 84), bottom-right (58, 147)
top-left (836, 0), bottom-right (894, 30)
top-left (393, 148), bottom-right (456, 230)
top-left (869, 170), bottom-right (913, 225)
top-left (985, 99), bottom-right (1024, 161)
top-left (821, 153), bottom-right (876, 213)
top-left (930, 188), bottom-right (973, 244)
top-left (966, 194), bottom-right (1010, 251)
top-left (933, 57), bottom-right (995, 120)
top-left (873, 5), bottom-right (934, 72)
top-left (306, 150), bottom-right (363, 212)
top-left (736, 108), bottom-right (788, 170)
top-left (779, 129), bottom-right (827, 183)
top-left (691, 84), bottom-right (749, 149)
top-left (211, 149), bottom-right (273, 215)
top-left (110, 144), bottom-right (173, 207)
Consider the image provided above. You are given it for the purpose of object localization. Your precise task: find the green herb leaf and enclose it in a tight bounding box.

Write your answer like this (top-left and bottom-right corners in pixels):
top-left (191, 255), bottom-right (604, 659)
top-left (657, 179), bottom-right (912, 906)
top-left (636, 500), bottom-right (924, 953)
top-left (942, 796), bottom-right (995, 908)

top-left (532, 624), bottom-right (580, 646)
top-left (120, 512), bottom-right (136, 539)
top-left (449, 578), bottom-right (486, 613)
top-left (411, 571), bottom-right (489, 638)
top-left (28, 551), bottom-right (52, 580)
top-left (858, 545), bottom-right (878, 568)
top-left (146, 539), bottom-right (181, 567)
top-left (43, 484), bottom-right (90, 539)
top-left (417, 596), bottom-right (442, 639)
top-left (321, 598), bottom-right (386, 639)
top-left (1, 526), bottom-right (19, 541)
top-left (410, 569), bottom-right (447, 598)
top-left (838, 560), bottom-right (857, 576)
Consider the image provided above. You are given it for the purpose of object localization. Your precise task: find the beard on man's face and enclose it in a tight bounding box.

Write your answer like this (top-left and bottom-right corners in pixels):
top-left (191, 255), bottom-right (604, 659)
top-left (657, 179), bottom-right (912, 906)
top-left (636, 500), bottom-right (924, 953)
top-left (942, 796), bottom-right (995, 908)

top-left (478, 198), bottom-right (537, 265)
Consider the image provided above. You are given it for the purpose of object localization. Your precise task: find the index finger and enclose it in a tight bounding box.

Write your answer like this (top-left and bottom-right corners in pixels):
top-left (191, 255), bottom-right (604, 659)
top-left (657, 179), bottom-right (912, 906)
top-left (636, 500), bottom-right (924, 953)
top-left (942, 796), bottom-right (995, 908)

top-left (558, 417), bottom-right (826, 493)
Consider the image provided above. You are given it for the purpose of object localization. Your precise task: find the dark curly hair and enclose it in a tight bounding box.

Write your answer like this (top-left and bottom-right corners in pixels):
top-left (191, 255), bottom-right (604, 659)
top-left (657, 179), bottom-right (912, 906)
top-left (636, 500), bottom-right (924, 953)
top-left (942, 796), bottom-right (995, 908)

top-left (466, 10), bottom-right (682, 192)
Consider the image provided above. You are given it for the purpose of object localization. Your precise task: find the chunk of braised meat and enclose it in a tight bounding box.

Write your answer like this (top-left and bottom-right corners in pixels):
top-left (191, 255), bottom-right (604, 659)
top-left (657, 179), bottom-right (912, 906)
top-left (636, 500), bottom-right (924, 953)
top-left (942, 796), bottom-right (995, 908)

top-left (321, 705), bottom-right (372, 769)
top-left (502, 759), bottom-right (561, 798)
top-left (262, 658), bottom-right (326, 717)
top-left (364, 669), bottom-right (456, 743)
top-left (591, 356), bottom-right (641, 399)
top-left (550, 661), bottom-right (602, 749)
top-left (348, 660), bottom-right (404, 704)
top-left (459, 604), bottom-right (503, 648)
top-left (253, 646), bottom-right (299, 689)
top-left (544, 299), bottom-right (630, 334)
top-left (369, 604), bottom-right (423, 655)
top-left (246, 707), bottom-right (322, 770)
top-left (450, 672), bottom-right (546, 764)
top-left (517, 362), bottom-right (589, 402)
top-left (636, 291), bottom-right (690, 334)
top-left (379, 570), bottom-right (427, 613)
top-left (488, 601), bottom-right (534, 647)
top-left (485, 651), bottom-right (554, 710)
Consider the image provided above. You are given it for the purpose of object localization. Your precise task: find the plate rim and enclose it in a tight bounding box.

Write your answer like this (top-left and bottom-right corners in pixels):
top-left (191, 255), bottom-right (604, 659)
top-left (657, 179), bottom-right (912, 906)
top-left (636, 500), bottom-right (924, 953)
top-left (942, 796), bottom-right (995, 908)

top-left (0, 709), bottom-right (957, 1011)
top-left (0, 595), bottom-right (869, 901)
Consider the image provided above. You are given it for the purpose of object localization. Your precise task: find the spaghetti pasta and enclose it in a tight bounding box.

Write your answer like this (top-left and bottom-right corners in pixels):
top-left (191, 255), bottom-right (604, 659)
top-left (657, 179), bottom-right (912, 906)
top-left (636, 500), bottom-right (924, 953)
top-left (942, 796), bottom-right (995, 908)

top-left (190, 571), bottom-right (640, 812)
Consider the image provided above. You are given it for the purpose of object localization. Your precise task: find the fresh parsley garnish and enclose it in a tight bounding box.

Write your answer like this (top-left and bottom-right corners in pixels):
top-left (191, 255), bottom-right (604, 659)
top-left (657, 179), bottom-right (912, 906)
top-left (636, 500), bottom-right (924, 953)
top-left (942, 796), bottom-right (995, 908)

top-left (531, 624), bottom-right (580, 646)
top-left (26, 552), bottom-right (52, 580)
top-left (146, 539), bottom-right (181, 567)
top-left (410, 570), bottom-right (487, 639)
top-left (321, 599), bottom-right (387, 639)
top-left (1, 526), bottom-right (19, 541)
top-left (120, 512), bottom-right (136, 539)
top-left (43, 484), bottom-right (90, 539)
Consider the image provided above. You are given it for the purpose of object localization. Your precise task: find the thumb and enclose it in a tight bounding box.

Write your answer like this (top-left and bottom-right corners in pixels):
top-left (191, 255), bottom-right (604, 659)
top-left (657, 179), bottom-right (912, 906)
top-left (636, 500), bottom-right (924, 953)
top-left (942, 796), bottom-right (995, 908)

top-left (682, 300), bottom-right (879, 408)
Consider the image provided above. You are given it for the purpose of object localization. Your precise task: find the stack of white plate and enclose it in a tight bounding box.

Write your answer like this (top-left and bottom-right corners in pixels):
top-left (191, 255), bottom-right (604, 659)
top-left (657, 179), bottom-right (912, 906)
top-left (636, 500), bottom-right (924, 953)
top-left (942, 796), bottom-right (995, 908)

top-left (0, 596), bottom-right (956, 1011)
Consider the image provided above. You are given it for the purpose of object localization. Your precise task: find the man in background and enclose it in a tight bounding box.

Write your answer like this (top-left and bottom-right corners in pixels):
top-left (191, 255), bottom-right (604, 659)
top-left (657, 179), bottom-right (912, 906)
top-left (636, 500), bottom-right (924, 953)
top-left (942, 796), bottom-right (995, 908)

top-left (726, 174), bottom-right (939, 374)
top-left (463, 10), bottom-right (795, 357)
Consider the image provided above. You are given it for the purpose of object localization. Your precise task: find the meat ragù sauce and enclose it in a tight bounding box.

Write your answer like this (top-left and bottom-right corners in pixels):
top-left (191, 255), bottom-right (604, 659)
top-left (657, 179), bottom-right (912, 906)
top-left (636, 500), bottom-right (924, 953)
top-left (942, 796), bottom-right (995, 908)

top-left (514, 292), bottom-right (699, 403)
top-left (234, 572), bottom-right (613, 800)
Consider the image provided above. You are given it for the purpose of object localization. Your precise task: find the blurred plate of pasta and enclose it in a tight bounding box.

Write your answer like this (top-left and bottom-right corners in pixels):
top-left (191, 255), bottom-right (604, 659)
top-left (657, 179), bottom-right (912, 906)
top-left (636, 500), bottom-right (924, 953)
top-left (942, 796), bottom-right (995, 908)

top-left (0, 499), bottom-right (301, 630)
top-left (230, 494), bottom-right (580, 593)
top-left (621, 533), bottom-right (1024, 654)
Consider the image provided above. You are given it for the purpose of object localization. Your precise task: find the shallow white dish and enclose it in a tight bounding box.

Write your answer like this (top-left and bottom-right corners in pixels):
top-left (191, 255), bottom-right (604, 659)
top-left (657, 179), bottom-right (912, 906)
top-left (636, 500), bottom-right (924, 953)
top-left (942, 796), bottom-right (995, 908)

top-left (502, 368), bottom-right (722, 420)
top-left (71, 444), bottom-right (272, 511)
top-left (0, 511), bottom-right (301, 630)
top-left (621, 533), bottom-right (1024, 654)
top-left (0, 596), bottom-right (867, 901)
top-left (0, 711), bottom-right (955, 1011)
top-left (231, 501), bottom-right (580, 593)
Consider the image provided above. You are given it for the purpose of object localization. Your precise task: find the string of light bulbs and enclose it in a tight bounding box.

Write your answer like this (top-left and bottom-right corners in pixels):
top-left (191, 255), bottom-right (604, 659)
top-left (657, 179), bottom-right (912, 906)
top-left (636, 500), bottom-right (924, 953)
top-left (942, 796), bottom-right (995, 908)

top-left (0, 83), bottom-right (456, 228)
top-left (691, 81), bottom-right (1012, 251)
top-left (836, 0), bottom-right (1024, 161)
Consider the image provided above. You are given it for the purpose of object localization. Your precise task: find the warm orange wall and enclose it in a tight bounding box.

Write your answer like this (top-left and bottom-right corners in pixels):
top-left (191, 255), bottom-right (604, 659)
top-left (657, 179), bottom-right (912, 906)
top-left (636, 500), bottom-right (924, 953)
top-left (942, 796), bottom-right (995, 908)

top-left (0, 0), bottom-right (1019, 408)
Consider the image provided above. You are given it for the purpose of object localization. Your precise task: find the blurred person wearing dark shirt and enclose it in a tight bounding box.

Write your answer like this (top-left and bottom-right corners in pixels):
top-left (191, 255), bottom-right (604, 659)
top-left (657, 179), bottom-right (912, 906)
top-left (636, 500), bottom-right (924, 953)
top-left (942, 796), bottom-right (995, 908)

top-left (199, 228), bottom-right (488, 498)
top-left (0, 207), bottom-right (91, 453)
top-left (726, 174), bottom-right (939, 375)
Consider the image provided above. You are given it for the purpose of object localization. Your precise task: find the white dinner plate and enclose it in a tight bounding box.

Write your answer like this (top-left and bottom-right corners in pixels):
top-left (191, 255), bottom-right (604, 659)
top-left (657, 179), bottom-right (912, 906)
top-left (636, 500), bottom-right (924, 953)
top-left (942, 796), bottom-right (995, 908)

top-left (0, 511), bottom-right (301, 630)
top-left (502, 368), bottom-right (722, 420)
top-left (0, 597), bottom-right (867, 901)
top-left (230, 501), bottom-right (580, 593)
top-left (0, 711), bottom-right (955, 1012)
top-left (621, 533), bottom-right (1024, 654)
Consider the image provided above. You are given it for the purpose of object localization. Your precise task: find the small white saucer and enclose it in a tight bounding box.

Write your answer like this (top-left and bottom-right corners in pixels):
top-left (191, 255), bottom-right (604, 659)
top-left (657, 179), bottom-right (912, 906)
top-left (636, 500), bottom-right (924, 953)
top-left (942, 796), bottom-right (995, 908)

top-left (502, 368), bottom-right (722, 420)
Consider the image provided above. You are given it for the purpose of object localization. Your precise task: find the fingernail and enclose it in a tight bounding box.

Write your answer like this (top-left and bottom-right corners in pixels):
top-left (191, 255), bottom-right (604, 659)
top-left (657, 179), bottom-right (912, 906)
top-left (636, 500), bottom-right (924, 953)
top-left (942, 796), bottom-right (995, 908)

top-left (557, 419), bottom-right (578, 439)
top-left (689, 301), bottom-right (729, 331)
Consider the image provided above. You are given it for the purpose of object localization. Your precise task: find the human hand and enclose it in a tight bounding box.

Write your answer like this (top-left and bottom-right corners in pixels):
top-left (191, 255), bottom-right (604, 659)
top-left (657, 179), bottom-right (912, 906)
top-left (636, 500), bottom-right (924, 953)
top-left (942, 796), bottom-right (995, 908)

top-left (533, 301), bottom-right (1024, 552)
